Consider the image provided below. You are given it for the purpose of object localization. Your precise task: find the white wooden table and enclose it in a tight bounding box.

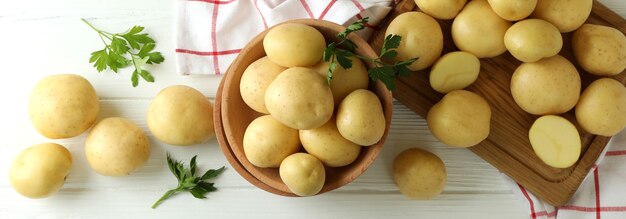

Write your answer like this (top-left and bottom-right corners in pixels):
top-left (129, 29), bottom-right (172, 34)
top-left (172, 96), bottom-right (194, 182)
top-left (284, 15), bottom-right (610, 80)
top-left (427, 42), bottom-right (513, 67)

top-left (0, 1), bottom-right (624, 218)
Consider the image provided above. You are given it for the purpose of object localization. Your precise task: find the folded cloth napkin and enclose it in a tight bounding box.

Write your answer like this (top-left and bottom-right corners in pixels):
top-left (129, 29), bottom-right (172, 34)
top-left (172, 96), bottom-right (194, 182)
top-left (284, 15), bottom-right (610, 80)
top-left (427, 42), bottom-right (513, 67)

top-left (176, 0), bottom-right (392, 75)
top-left (503, 129), bottom-right (626, 219)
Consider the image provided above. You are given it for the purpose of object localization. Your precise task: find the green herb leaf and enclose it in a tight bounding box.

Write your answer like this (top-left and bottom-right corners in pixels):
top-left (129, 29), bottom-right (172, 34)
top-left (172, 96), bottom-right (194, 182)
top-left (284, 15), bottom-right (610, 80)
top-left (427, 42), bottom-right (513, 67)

top-left (89, 49), bottom-right (109, 72)
top-left (201, 166), bottom-right (226, 180)
top-left (338, 17), bottom-right (369, 39)
top-left (110, 37), bottom-right (130, 54)
top-left (381, 34), bottom-right (401, 53)
top-left (335, 50), bottom-right (353, 69)
top-left (326, 60), bottom-right (338, 84)
top-left (368, 66), bottom-right (397, 91)
top-left (131, 70), bottom-right (139, 87)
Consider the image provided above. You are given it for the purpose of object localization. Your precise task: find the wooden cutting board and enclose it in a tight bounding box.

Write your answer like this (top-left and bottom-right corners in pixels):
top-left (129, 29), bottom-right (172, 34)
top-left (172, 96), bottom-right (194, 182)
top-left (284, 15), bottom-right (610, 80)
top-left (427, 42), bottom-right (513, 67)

top-left (368, 0), bottom-right (626, 206)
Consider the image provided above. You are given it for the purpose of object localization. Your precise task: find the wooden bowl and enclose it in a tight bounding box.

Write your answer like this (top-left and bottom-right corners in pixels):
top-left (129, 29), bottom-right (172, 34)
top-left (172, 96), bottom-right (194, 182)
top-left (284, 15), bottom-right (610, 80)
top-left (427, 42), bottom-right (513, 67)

top-left (214, 19), bottom-right (393, 196)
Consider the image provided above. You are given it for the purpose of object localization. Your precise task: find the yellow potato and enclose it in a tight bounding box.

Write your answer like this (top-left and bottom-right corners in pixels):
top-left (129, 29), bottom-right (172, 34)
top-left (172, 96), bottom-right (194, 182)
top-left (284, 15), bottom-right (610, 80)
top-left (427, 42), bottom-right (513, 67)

top-left (336, 89), bottom-right (386, 146)
top-left (311, 56), bottom-right (369, 105)
top-left (9, 143), bottom-right (72, 199)
top-left (504, 19), bottom-right (563, 63)
top-left (28, 74), bottom-right (99, 139)
top-left (531, 0), bottom-right (592, 33)
top-left (572, 24), bottom-right (626, 76)
top-left (510, 55), bottom-right (581, 115)
top-left (385, 12), bottom-right (443, 71)
top-left (452, 0), bottom-right (512, 58)
top-left (240, 56), bottom-right (286, 114)
top-left (529, 115), bottom-right (581, 168)
top-left (414, 0), bottom-right (466, 20)
top-left (429, 51), bottom-right (480, 93)
top-left (427, 90), bottom-right (491, 147)
top-left (392, 148), bottom-right (446, 200)
top-left (243, 115), bottom-right (301, 168)
top-left (263, 23), bottom-right (325, 67)
top-left (86, 117), bottom-right (150, 176)
top-left (265, 67), bottom-right (333, 130)
top-left (300, 117), bottom-right (361, 167)
top-left (575, 78), bottom-right (626, 136)
top-left (487, 0), bottom-right (537, 21)
top-left (279, 153), bottom-right (325, 197)
top-left (147, 85), bottom-right (214, 146)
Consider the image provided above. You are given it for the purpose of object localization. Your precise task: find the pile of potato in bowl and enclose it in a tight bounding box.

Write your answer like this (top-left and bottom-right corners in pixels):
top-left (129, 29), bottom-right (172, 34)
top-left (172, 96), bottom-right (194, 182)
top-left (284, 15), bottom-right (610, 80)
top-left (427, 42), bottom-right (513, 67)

top-left (215, 19), bottom-right (393, 196)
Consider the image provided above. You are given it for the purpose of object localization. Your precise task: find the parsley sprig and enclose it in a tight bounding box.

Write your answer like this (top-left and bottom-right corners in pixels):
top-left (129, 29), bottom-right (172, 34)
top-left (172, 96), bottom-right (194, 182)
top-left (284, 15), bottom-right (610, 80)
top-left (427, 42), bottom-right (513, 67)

top-left (323, 17), bottom-right (418, 91)
top-left (152, 153), bottom-right (226, 209)
top-left (81, 18), bottom-right (164, 87)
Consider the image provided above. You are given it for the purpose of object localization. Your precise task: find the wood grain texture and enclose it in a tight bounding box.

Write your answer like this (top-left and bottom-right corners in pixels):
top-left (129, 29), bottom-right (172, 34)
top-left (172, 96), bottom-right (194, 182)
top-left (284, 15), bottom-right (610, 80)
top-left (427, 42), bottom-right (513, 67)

top-left (368, 0), bottom-right (626, 206)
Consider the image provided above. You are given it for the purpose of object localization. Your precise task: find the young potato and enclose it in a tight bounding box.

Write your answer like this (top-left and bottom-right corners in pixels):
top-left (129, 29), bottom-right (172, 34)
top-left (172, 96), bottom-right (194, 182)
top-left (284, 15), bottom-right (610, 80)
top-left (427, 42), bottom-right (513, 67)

top-left (392, 148), bottom-right (446, 200)
top-left (147, 85), bottom-right (214, 146)
top-left (263, 23), bottom-right (325, 67)
top-left (300, 117), bottom-right (361, 167)
top-left (9, 143), bottom-right (72, 199)
top-left (452, 0), bottom-right (512, 58)
top-left (529, 115), bottom-right (581, 168)
top-left (385, 12), bottom-right (443, 71)
top-left (336, 89), bottom-right (386, 146)
top-left (511, 55), bottom-right (581, 115)
top-left (427, 90), bottom-right (491, 147)
top-left (575, 78), bottom-right (626, 136)
top-left (487, 0), bottom-right (537, 21)
top-left (414, 0), bottom-right (466, 20)
top-left (28, 74), bottom-right (99, 139)
top-left (531, 0), bottom-right (592, 33)
top-left (86, 117), bottom-right (150, 176)
top-left (429, 51), bottom-right (480, 93)
top-left (279, 153), bottom-right (325, 197)
top-left (243, 115), bottom-right (301, 168)
top-left (572, 24), bottom-right (626, 76)
top-left (265, 67), bottom-right (333, 130)
top-left (240, 56), bottom-right (286, 114)
top-left (311, 56), bottom-right (369, 105)
top-left (504, 19), bottom-right (563, 63)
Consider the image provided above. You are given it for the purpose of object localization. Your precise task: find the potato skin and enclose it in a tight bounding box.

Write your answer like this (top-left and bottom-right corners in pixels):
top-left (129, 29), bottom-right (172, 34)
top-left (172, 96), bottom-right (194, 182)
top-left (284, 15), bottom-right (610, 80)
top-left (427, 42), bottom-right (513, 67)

top-left (414, 0), bottom-right (466, 20)
top-left (311, 56), bottom-right (369, 105)
top-left (263, 23), bottom-right (325, 67)
top-left (385, 12), bottom-right (443, 71)
top-left (28, 74), bottom-right (99, 139)
top-left (243, 115), bottom-right (301, 168)
top-left (572, 24), bottom-right (626, 76)
top-left (279, 153), bottom-right (325, 196)
top-left (9, 143), bottom-right (72, 199)
top-left (575, 78), bottom-right (626, 136)
top-left (392, 148), bottom-right (446, 200)
top-left (504, 19), bottom-right (562, 63)
top-left (336, 89), bottom-right (386, 146)
top-left (510, 55), bottom-right (581, 115)
top-left (531, 0), bottom-right (592, 33)
top-left (147, 85), bottom-right (214, 146)
top-left (300, 117), bottom-right (361, 167)
top-left (240, 56), bottom-right (286, 114)
top-left (452, 0), bottom-right (512, 58)
top-left (487, 0), bottom-right (536, 21)
top-left (86, 117), bottom-right (150, 176)
top-left (427, 90), bottom-right (491, 147)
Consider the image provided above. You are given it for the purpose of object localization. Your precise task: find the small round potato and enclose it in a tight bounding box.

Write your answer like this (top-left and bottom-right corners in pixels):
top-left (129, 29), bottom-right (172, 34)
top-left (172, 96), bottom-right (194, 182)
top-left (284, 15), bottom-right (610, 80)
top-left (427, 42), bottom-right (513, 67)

top-left (511, 55), bottom-right (581, 115)
top-left (263, 23), bottom-right (325, 67)
top-left (336, 89), bottom-right (386, 146)
top-left (9, 143), bottom-right (72, 199)
top-left (28, 74), bottom-right (99, 139)
top-left (427, 90), bottom-right (491, 147)
top-left (300, 117), bottom-right (361, 167)
top-left (86, 117), bottom-right (150, 176)
top-left (243, 115), bottom-right (301, 168)
top-left (265, 67), bottom-right (334, 130)
top-left (504, 19), bottom-right (563, 63)
top-left (311, 56), bottom-right (369, 105)
top-left (572, 24), bottom-right (626, 76)
top-left (240, 56), bottom-right (286, 113)
top-left (279, 153), bottom-right (326, 197)
top-left (575, 78), bottom-right (626, 136)
top-left (392, 148), bottom-right (446, 200)
top-left (531, 0), bottom-right (592, 33)
top-left (452, 0), bottom-right (512, 58)
top-left (529, 115), bottom-right (581, 168)
top-left (414, 0), bottom-right (467, 20)
top-left (487, 0), bottom-right (537, 21)
top-left (429, 51), bottom-right (480, 93)
top-left (385, 12), bottom-right (443, 71)
top-left (147, 85), bottom-right (214, 146)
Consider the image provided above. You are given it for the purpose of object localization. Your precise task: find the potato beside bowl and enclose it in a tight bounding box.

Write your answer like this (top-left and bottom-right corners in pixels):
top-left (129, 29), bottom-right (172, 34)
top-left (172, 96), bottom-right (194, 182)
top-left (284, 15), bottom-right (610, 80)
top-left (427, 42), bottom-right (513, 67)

top-left (214, 19), bottom-right (393, 196)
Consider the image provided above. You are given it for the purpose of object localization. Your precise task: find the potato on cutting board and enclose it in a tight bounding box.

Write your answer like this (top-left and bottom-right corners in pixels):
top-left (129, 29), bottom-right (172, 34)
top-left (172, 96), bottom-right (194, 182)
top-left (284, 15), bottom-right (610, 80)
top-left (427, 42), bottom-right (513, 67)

top-left (429, 51), bottom-right (480, 93)
top-left (413, 0), bottom-right (466, 20)
top-left (504, 19), bottom-right (562, 63)
top-left (531, 0), bottom-right (593, 33)
top-left (529, 115), bottom-right (581, 169)
top-left (487, 0), bottom-right (536, 21)
top-left (451, 0), bottom-right (512, 58)
top-left (575, 78), bottom-right (626, 137)
top-left (572, 24), bottom-right (626, 76)
top-left (385, 11), bottom-right (443, 71)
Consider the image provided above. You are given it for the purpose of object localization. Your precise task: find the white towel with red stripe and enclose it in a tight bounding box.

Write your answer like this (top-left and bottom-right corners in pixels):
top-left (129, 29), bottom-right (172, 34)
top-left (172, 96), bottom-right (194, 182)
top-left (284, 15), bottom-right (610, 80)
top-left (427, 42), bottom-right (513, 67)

top-left (176, 0), bottom-right (392, 75)
top-left (503, 129), bottom-right (626, 219)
